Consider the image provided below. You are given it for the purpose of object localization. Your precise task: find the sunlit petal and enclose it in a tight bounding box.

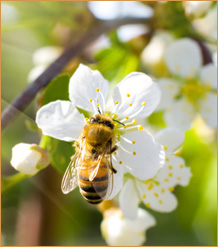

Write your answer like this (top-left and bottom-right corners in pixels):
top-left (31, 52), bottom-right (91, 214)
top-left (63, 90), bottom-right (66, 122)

top-left (164, 38), bottom-right (202, 77)
top-left (137, 180), bottom-right (178, 212)
top-left (69, 64), bottom-right (109, 113)
top-left (113, 72), bottom-right (161, 120)
top-left (155, 155), bottom-right (192, 188)
top-left (154, 127), bottom-right (185, 154)
top-left (36, 100), bottom-right (85, 141)
top-left (116, 131), bottom-right (165, 180)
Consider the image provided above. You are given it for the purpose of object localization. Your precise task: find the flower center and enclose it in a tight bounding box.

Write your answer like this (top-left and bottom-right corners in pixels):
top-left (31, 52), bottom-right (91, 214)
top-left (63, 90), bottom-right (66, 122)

top-left (180, 77), bottom-right (211, 107)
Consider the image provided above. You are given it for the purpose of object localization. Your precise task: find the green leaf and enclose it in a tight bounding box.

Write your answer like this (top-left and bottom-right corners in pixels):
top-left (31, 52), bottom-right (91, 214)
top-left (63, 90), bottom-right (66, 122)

top-left (50, 139), bottom-right (75, 175)
top-left (147, 111), bottom-right (167, 128)
top-left (41, 74), bottom-right (70, 106)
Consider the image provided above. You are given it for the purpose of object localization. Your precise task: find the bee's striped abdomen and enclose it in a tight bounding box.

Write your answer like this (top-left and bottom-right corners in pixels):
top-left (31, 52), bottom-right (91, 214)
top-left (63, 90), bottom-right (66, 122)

top-left (78, 160), bottom-right (109, 204)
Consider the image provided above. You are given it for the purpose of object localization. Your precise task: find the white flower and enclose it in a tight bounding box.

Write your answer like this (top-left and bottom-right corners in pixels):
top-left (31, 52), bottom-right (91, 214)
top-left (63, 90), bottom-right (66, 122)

top-left (157, 38), bottom-right (217, 130)
top-left (192, 4), bottom-right (217, 40)
top-left (101, 207), bottom-right (156, 246)
top-left (141, 30), bottom-right (174, 76)
top-left (119, 128), bottom-right (192, 220)
top-left (28, 46), bottom-right (63, 82)
top-left (183, 1), bottom-right (212, 18)
top-left (10, 143), bottom-right (50, 175)
top-left (36, 64), bottom-right (165, 198)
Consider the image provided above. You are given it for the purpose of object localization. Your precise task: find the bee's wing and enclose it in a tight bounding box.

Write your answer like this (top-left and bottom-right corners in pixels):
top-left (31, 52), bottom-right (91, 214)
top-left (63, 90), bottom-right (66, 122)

top-left (91, 141), bottom-right (114, 200)
top-left (61, 154), bottom-right (80, 194)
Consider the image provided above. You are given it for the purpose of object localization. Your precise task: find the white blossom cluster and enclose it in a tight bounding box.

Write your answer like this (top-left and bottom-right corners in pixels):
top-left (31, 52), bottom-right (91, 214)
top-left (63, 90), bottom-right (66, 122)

top-left (9, 1), bottom-right (216, 246)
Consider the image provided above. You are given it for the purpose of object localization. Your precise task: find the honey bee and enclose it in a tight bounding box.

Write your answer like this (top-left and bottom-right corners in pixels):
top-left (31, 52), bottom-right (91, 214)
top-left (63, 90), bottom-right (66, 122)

top-left (61, 113), bottom-right (119, 204)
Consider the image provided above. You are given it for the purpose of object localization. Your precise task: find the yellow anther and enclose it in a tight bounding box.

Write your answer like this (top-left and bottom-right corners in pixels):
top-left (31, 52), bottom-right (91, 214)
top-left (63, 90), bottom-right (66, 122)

top-left (164, 178), bottom-right (169, 182)
top-left (133, 151), bottom-right (136, 155)
top-left (148, 183), bottom-right (154, 190)
top-left (117, 134), bottom-right (120, 137)
top-left (85, 117), bottom-right (89, 123)
top-left (164, 146), bottom-right (168, 150)
top-left (159, 200), bottom-right (163, 204)
top-left (96, 103), bottom-right (100, 107)
top-left (146, 203), bottom-right (150, 208)
top-left (112, 114), bottom-right (117, 118)
top-left (115, 101), bottom-right (119, 104)
top-left (126, 93), bottom-right (130, 97)
top-left (132, 141), bottom-right (136, 144)
top-left (132, 119), bottom-right (137, 124)
top-left (175, 151), bottom-right (180, 156)
top-left (169, 187), bottom-right (174, 192)
top-left (142, 194), bottom-right (146, 199)
top-left (180, 164), bottom-right (184, 168)
top-left (154, 193), bottom-right (159, 197)
top-left (168, 173), bottom-right (173, 177)
top-left (113, 152), bottom-right (117, 155)
top-left (123, 126), bottom-right (127, 129)
top-left (119, 161), bottom-right (122, 164)
top-left (89, 98), bottom-right (93, 102)
top-left (144, 179), bottom-right (151, 184)
top-left (96, 88), bottom-right (100, 92)
top-left (142, 101), bottom-right (146, 106)
top-left (168, 165), bottom-right (173, 169)
top-left (161, 188), bottom-right (165, 193)
top-left (105, 112), bottom-right (110, 117)
top-left (165, 157), bottom-right (169, 161)
top-left (129, 103), bottom-right (132, 107)
top-left (125, 116), bottom-right (129, 120)
top-left (177, 177), bottom-right (181, 181)
top-left (138, 125), bottom-right (143, 131)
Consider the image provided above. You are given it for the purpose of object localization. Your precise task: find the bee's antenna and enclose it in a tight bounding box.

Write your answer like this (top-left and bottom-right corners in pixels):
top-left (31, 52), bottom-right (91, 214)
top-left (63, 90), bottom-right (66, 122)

top-left (96, 99), bottom-right (102, 114)
top-left (113, 119), bottom-right (125, 126)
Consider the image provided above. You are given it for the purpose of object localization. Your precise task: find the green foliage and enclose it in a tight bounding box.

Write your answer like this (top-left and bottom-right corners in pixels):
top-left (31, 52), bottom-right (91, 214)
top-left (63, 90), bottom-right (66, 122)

top-left (41, 73), bottom-right (70, 106)
top-left (95, 32), bottom-right (139, 82)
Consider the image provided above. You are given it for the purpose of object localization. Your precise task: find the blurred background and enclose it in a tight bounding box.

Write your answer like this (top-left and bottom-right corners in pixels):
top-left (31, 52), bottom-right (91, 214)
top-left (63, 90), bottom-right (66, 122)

top-left (1, 1), bottom-right (217, 246)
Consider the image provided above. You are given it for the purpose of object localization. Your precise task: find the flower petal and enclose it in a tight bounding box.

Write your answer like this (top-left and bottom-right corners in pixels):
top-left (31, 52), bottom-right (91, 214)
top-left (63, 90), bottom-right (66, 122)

top-left (164, 38), bottom-right (202, 77)
top-left (116, 131), bottom-right (165, 180)
top-left (119, 179), bottom-right (139, 220)
top-left (154, 127), bottom-right (185, 154)
top-left (108, 160), bottom-right (124, 200)
top-left (69, 64), bottom-right (109, 113)
top-left (155, 155), bottom-right (192, 188)
top-left (125, 208), bottom-right (156, 232)
top-left (200, 93), bottom-right (217, 128)
top-left (113, 72), bottom-right (161, 120)
top-left (137, 180), bottom-right (178, 212)
top-left (200, 64), bottom-right (217, 90)
top-left (164, 98), bottom-right (195, 130)
top-left (156, 78), bottom-right (180, 111)
top-left (36, 100), bottom-right (85, 141)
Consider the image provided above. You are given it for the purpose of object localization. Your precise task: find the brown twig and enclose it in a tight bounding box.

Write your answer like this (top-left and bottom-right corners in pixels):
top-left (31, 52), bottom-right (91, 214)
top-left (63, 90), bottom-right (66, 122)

top-left (1, 17), bottom-right (151, 132)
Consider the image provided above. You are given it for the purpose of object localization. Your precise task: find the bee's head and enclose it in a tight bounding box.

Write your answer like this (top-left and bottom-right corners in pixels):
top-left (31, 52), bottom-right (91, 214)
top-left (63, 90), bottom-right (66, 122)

top-left (89, 114), bottom-right (114, 130)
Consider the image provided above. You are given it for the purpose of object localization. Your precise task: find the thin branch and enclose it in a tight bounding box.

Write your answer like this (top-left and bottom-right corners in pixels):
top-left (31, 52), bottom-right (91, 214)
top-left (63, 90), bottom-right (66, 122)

top-left (1, 17), bottom-right (151, 132)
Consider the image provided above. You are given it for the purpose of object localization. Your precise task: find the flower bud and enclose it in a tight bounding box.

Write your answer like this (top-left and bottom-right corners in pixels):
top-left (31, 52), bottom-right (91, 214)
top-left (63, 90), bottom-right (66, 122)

top-left (101, 207), bottom-right (156, 246)
top-left (10, 143), bottom-right (50, 175)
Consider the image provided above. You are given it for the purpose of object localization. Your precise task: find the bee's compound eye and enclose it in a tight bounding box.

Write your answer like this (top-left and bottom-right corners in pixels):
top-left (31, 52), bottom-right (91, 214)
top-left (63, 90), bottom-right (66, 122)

top-left (90, 118), bottom-right (95, 123)
top-left (105, 121), bottom-right (114, 129)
